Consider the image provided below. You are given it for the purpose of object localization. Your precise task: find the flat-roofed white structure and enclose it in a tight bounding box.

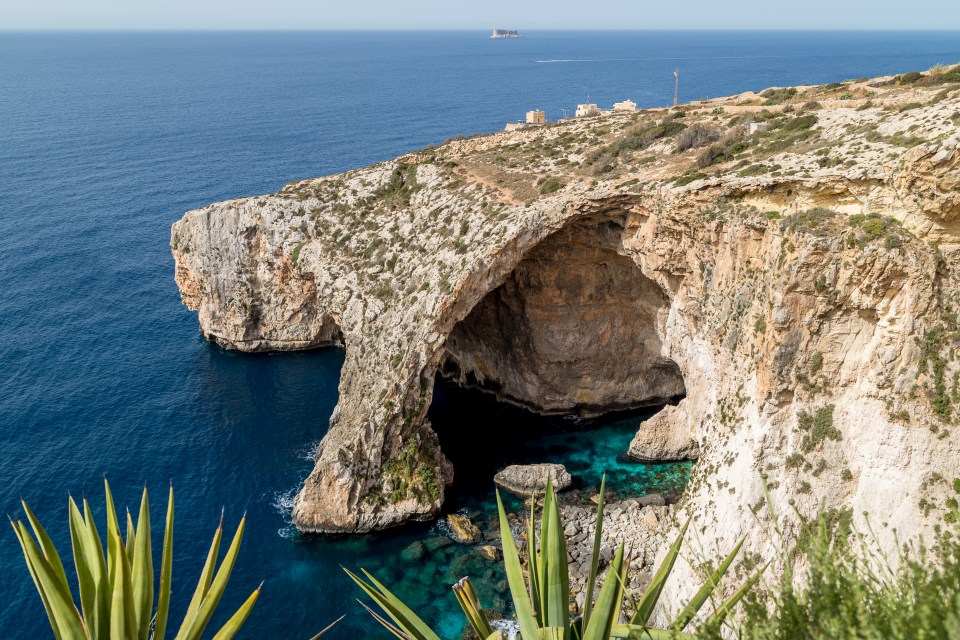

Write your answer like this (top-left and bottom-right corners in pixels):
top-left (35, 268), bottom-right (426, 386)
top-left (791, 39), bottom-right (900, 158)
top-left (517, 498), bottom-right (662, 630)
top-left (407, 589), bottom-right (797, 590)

top-left (575, 103), bottom-right (600, 118)
top-left (613, 99), bottom-right (637, 112)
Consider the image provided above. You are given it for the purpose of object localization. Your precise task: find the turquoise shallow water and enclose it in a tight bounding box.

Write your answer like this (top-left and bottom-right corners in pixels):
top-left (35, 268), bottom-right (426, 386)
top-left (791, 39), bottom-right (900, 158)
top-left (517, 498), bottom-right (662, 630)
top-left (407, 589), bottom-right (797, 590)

top-left (3, 29), bottom-right (960, 639)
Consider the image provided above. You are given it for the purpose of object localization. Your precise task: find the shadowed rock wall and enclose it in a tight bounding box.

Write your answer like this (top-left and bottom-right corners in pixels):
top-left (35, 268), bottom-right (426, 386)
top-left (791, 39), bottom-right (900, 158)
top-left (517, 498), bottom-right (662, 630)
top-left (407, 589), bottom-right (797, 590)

top-left (443, 221), bottom-right (685, 416)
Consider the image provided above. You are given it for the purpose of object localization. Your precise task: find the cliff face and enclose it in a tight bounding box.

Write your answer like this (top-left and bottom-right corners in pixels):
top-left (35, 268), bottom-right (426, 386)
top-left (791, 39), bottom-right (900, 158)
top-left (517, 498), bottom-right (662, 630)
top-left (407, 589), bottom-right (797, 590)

top-left (172, 70), bottom-right (960, 591)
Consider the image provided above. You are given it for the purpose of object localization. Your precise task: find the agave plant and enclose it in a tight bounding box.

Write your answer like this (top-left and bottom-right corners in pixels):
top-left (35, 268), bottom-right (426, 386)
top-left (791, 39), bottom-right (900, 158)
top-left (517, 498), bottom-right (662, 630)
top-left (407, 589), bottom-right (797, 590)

top-left (348, 475), bottom-right (767, 640)
top-left (11, 479), bottom-right (258, 640)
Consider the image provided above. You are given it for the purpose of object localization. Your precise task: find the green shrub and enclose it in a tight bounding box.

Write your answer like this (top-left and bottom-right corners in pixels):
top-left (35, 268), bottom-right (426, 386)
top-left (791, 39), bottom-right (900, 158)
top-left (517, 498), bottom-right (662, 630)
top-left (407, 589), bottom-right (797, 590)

top-left (588, 117), bottom-right (687, 165)
top-left (782, 208), bottom-right (839, 237)
top-left (797, 404), bottom-right (840, 452)
top-left (762, 87), bottom-right (799, 105)
top-left (720, 514), bottom-right (960, 640)
top-left (377, 162), bottom-right (422, 207)
top-left (539, 176), bottom-right (564, 194)
top-left (290, 241), bottom-right (305, 263)
top-left (676, 123), bottom-right (722, 152)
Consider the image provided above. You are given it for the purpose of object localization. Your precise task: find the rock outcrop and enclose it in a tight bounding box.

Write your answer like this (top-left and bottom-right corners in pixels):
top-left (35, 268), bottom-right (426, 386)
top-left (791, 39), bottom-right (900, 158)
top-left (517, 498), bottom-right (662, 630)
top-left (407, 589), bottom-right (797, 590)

top-left (493, 463), bottom-right (573, 496)
top-left (628, 404), bottom-right (700, 461)
top-left (173, 69), bottom-right (960, 606)
top-left (447, 514), bottom-right (481, 544)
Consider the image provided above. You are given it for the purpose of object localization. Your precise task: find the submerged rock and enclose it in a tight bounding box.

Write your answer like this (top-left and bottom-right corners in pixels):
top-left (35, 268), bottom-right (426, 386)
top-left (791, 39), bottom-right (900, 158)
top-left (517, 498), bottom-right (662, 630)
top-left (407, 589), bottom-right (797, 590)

top-left (478, 545), bottom-right (501, 561)
top-left (447, 514), bottom-right (481, 544)
top-left (423, 536), bottom-right (454, 552)
top-left (494, 463), bottom-right (573, 497)
top-left (400, 540), bottom-right (426, 563)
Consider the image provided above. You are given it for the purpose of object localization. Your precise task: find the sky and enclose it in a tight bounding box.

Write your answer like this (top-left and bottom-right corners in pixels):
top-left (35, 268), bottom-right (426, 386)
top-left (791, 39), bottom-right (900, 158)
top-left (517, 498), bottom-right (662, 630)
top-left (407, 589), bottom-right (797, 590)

top-left (3, 0), bottom-right (960, 30)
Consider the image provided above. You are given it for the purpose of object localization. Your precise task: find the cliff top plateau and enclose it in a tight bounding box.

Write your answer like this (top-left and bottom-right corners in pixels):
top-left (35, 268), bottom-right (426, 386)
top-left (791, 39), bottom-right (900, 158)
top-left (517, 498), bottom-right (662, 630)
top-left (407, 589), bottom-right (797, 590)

top-left (172, 65), bottom-right (960, 605)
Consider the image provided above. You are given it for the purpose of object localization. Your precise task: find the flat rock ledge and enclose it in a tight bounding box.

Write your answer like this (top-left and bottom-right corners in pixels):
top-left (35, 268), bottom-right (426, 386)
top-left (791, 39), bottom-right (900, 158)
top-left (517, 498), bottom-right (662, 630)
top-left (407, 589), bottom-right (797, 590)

top-left (494, 464), bottom-right (573, 497)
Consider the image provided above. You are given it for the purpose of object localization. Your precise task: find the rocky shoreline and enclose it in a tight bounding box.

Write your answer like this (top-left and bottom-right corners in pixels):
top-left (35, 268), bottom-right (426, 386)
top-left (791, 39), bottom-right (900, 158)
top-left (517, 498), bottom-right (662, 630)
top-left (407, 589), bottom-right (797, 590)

top-left (173, 67), bottom-right (960, 607)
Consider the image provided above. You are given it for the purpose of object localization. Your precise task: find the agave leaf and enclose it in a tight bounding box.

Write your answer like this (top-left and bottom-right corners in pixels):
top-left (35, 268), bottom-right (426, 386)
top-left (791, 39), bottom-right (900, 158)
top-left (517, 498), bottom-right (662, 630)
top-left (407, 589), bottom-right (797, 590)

top-left (355, 599), bottom-right (412, 640)
top-left (453, 577), bottom-right (493, 639)
top-left (669, 536), bottom-right (745, 631)
top-left (539, 481), bottom-right (553, 625)
top-left (11, 520), bottom-right (67, 640)
top-left (154, 485), bottom-right (174, 640)
top-left (177, 512), bottom-right (223, 635)
top-left (542, 479), bottom-right (569, 634)
top-left (103, 478), bottom-right (122, 547)
top-left (526, 495), bottom-right (542, 626)
top-left (307, 614), bottom-right (346, 640)
top-left (108, 527), bottom-right (137, 640)
top-left (132, 488), bottom-right (154, 640)
top-left (630, 519), bottom-right (690, 625)
top-left (209, 584), bottom-right (261, 640)
top-left (83, 498), bottom-right (110, 640)
top-left (581, 474), bottom-right (606, 631)
top-left (343, 567), bottom-right (440, 640)
top-left (17, 519), bottom-right (88, 636)
top-left (581, 544), bottom-right (625, 640)
top-left (125, 510), bottom-right (137, 566)
top-left (21, 500), bottom-right (70, 595)
top-left (496, 490), bottom-right (541, 640)
top-left (610, 624), bottom-right (698, 639)
top-left (704, 563), bottom-right (768, 628)
top-left (177, 515), bottom-right (247, 640)
top-left (484, 633), bottom-right (504, 640)
top-left (363, 569), bottom-right (442, 640)
top-left (68, 497), bottom-right (99, 638)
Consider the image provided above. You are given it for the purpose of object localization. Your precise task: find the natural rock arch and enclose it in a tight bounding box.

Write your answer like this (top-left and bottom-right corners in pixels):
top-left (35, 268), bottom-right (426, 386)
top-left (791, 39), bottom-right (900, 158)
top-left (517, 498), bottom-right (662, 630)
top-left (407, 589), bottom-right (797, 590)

top-left (440, 219), bottom-right (686, 417)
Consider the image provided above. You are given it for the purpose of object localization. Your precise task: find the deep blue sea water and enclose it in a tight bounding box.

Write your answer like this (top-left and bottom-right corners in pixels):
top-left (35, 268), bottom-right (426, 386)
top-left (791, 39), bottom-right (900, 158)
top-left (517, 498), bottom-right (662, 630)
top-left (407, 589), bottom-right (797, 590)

top-left (2, 30), bottom-right (960, 639)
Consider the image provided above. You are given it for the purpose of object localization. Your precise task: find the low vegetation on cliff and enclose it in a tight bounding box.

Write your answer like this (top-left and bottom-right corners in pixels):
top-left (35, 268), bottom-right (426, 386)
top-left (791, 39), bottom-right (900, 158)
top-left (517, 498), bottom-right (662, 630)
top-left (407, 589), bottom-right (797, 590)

top-left (172, 63), bottom-right (960, 625)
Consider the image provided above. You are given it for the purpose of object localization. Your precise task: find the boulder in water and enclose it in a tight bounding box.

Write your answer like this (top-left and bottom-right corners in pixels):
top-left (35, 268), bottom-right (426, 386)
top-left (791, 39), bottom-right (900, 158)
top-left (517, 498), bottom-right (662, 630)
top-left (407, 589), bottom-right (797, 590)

top-left (448, 513), bottom-right (481, 544)
top-left (478, 544), bottom-right (501, 561)
top-left (400, 540), bottom-right (426, 562)
top-left (494, 463), bottom-right (573, 497)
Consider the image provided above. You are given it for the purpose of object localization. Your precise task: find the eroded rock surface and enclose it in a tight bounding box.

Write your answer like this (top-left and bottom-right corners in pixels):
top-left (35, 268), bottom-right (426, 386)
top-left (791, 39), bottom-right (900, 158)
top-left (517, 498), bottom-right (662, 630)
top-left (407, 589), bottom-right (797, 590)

top-left (493, 463), bottom-right (573, 497)
top-left (444, 222), bottom-right (685, 415)
top-left (628, 403), bottom-right (700, 461)
top-left (173, 69), bottom-right (960, 605)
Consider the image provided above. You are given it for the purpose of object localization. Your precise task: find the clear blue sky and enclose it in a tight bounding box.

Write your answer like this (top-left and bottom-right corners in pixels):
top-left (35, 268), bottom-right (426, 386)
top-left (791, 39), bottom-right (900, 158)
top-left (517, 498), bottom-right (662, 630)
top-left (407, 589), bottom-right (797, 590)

top-left (4, 0), bottom-right (960, 30)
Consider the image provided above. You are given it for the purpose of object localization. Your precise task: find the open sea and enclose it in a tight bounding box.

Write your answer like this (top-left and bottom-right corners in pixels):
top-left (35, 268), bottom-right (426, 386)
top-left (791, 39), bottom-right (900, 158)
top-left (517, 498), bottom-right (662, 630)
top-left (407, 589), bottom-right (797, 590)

top-left (2, 29), bottom-right (960, 639)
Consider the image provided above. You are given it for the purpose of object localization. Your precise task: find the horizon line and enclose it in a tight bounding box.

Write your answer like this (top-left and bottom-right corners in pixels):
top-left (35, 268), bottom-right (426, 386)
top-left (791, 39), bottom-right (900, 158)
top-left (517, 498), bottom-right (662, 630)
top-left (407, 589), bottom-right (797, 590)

top-left (3, 27), bottom-right (960, 32)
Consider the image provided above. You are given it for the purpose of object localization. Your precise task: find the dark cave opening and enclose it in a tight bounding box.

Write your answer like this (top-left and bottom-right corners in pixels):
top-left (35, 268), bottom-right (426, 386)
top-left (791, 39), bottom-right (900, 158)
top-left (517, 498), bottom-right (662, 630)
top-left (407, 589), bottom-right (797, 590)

top-left (440, 220), bottom-right (686, 417)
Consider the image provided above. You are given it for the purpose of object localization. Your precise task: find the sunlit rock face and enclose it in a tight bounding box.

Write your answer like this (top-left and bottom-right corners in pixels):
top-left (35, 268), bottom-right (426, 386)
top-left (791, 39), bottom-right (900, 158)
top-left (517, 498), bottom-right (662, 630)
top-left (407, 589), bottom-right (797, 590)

top-left (173, 70), bottom-right (960, 609)
top-left (443, 221), bottom-right (685, 417)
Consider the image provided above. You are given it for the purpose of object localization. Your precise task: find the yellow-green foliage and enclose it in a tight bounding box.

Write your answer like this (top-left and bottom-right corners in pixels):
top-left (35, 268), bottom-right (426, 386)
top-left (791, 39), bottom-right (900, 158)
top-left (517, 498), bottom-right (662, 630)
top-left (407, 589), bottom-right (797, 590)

top-left (12, 480), bottom-right (260, 640)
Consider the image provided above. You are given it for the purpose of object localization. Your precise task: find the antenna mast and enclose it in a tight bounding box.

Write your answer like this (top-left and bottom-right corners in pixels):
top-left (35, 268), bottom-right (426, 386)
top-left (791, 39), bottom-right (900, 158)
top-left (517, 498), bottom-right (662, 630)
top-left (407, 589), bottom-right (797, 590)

top-left (673, 69), bottom-right (680, 107)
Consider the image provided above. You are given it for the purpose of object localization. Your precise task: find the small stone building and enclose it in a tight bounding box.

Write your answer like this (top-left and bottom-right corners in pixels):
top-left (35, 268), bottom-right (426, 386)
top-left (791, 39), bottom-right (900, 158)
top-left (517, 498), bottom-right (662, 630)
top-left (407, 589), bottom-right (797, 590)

top-left (526, 109), bottom-right (546, 125)
top-left (576, 103), bottom-right (600, 118)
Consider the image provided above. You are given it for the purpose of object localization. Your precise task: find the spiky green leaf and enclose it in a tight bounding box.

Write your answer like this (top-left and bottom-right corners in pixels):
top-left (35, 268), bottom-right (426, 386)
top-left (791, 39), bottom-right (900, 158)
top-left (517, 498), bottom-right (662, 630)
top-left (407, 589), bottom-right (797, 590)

top-left (670, 536), bottom-right (745, 631)
top-left (154, 485), bottom-right (174, 640)
top-left (496, 490), bottom-right (541, 640)
top-left (631, 519), bottom-right (690, 625)
top-left (582, 474), bottom-right (606, 631)
top-left (582, 545), bottom-right (626, 640)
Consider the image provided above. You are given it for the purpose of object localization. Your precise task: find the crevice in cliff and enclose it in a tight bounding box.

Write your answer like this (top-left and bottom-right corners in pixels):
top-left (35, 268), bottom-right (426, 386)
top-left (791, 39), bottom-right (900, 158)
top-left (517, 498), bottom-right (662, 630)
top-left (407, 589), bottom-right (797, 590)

top-left (439, 218), bottom-right (687, 417)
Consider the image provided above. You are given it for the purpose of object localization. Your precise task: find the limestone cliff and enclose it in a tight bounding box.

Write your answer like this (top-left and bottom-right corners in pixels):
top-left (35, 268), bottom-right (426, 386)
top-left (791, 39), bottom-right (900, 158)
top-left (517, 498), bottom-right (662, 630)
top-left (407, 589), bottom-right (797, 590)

top-left (172, 69), bottom-right (960, 596)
